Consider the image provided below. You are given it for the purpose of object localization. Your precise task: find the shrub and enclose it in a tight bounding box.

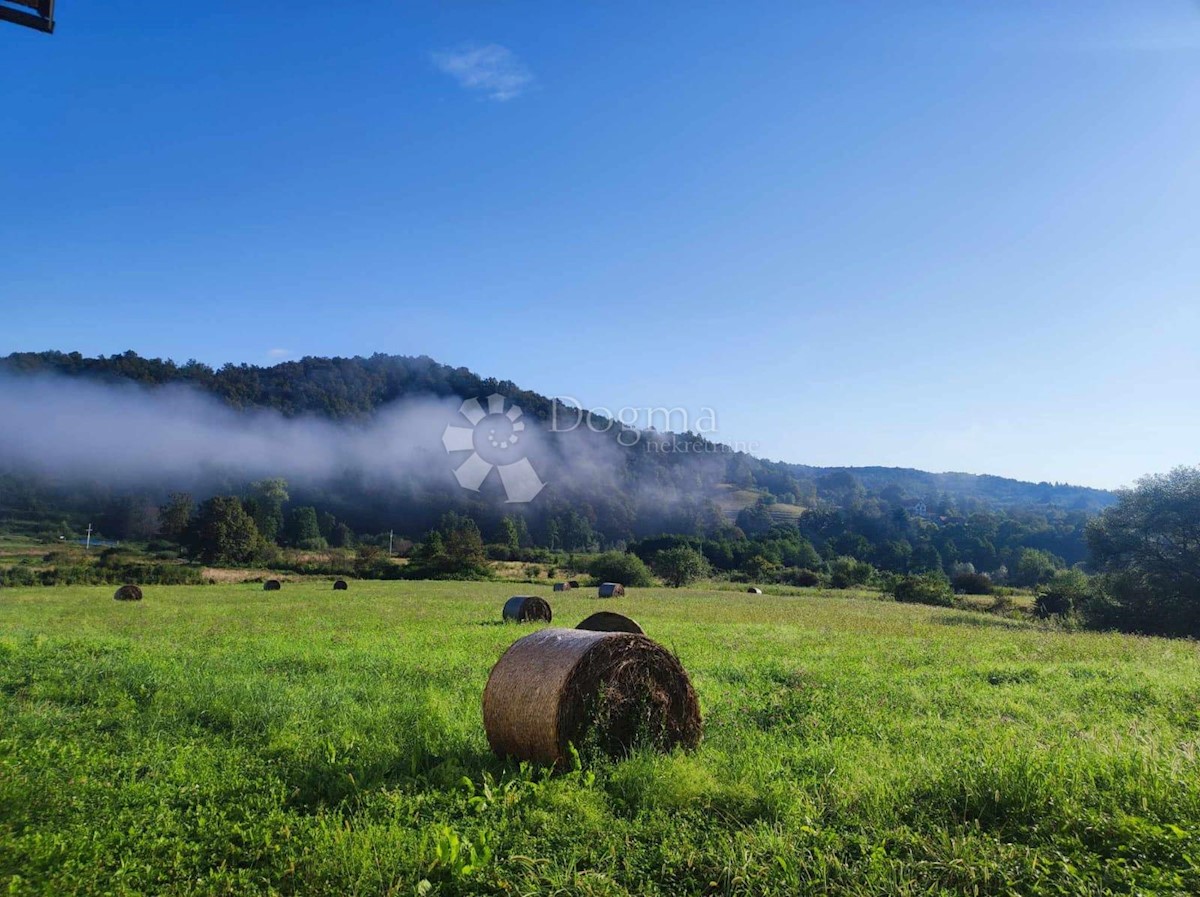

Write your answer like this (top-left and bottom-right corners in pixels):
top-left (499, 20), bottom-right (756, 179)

top-left (892, 574), bottom-right (954, 607)
top-left (587, 552), bottom-right (655, 588)
top-left (1035, 568), bottom-right (1093, 619)
top-left (952, 571), bottom-right (993, 595)
top-left (829, 556), bottom-right (874, 590)
top-left (652, 547), bottom-right (710, 588)
top-left (780, 567), bottom-right (823, 588)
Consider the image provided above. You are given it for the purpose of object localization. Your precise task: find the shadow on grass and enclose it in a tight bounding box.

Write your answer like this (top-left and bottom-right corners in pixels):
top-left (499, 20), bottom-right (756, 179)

top-left (277, 741), bottom-right (503, 812)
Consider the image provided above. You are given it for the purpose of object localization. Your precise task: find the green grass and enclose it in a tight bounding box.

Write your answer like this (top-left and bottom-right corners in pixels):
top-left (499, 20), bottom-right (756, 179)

top-left (2, 582), bottom-right (1199, 896)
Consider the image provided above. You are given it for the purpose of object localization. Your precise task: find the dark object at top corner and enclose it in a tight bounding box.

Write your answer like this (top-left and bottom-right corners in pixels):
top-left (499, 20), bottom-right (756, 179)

top-left (0, 1), bottom-right (55, 34)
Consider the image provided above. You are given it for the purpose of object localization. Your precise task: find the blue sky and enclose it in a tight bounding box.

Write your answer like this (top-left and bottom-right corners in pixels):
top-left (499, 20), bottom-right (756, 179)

top-left (2, 1), bottom-right (1198, 489)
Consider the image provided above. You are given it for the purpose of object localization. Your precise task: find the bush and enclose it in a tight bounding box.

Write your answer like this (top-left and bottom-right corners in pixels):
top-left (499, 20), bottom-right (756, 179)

top-left (2, 562), bottom-right (204, 588)
top-left (652, 547), bottom-right (710, 588)
top-left (829, 556), bottom-right (874, 590)
top-left (892, 574), bottom-right (954, 607)
top-left (1034, 568), bottom-right (1093, 619)
top-left (780, 567), bottom-right (823, 588)
top-left (952, 571), bottom-right (993, 595)
top-left (586, 552), bottom-right (655, 588)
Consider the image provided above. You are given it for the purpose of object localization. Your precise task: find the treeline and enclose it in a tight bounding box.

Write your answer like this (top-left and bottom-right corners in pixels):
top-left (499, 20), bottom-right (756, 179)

top-left (1, 466), bottom-right (1095, 586)
top-left (1, 350), bottom-right (1115, 515)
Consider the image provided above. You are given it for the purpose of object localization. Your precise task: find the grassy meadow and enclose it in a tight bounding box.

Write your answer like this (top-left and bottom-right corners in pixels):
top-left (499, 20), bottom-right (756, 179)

top-left (2, 581), bottom-right (1199, 896)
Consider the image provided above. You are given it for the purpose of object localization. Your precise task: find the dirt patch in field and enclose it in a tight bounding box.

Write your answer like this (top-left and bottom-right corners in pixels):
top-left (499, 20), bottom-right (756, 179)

top-left (201, 567), bottom-right (292, 583)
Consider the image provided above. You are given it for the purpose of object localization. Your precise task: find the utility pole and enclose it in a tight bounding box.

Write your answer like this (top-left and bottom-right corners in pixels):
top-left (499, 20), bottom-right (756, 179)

top-left (389, 530), bottom-right (394, 555)
top-left (85, 523), bottom-right (93, 552)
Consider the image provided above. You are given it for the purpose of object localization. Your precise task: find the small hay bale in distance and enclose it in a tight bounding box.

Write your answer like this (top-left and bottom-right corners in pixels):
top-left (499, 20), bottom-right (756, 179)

top-left (263, 579), bottom-right (282, 591)
top-left (597, 582), bottom-right (625, 598)
top-left (552, 582), bottom-right (573, 592)
top-left (747, 587), bottom-right (763, 595)
top-left (333, 579), bottom-right (349, 591)
top-left (483, 628), bottom-right (701, 766)
top-left (567, 580), bottom-right (580, 589)
top-left (576, 611), bottom-right (644, 635)
top-left (502, 595), bottom-right (553, 624)
top-left (113, 585), bottom-right (143, 602)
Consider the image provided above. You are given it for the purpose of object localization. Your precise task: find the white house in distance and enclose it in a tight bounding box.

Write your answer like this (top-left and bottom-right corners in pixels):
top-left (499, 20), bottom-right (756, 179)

top-left (908, 501), bottom-right (928, 518)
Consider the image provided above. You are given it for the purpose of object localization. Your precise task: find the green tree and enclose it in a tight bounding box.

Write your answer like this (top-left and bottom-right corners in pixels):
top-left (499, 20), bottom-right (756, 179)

top-left (407, 517), bottom-right (489, 579)
top-left (499, 516), bottom-right (521, 554)
top-left (891, 573), bottom-right (954, 607)
top-left (1034, 568), bottom-right (1092, 618)
top-left (330, 522), bottom-right (355, 549)
top-left (318, 511), bottom-right (337, 540)
top-left (1086, 467), bottom-right (1200, 636)
top-left (653, 546), bottom-right (711, 588)
top-left (354, 544), bottom-right (392, 577)
top-left (741, 553), bottom-right (779, 582)
top-left (158, 492), bottom-right (194, 542)
top-left (735, 501), bottom-right (773, 538)
top-left (248, 478), bottom-right (289, 544)
top-left (187, 497), bottom-right (267, 565)
top-left (444, 517), bottom-right (488, 575)
top-left (829, 556), bottom-right (874, 589)
top-left (587, 551), bottom-right (655, 588)
top-left (283, 506), bottom-right (326, 550)
top-left (1015, 548), bottom-right (1062, 587)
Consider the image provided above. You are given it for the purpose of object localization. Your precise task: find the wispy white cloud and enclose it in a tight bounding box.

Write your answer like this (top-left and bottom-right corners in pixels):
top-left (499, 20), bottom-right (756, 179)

top-left (432, 43), bottom-right (534, 101)
top-left (266, 348), bottom-right (292, 360)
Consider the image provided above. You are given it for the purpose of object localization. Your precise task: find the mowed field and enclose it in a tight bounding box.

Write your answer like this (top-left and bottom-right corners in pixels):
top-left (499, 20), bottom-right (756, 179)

top-left (2, 583), bottom-right (1199, 896)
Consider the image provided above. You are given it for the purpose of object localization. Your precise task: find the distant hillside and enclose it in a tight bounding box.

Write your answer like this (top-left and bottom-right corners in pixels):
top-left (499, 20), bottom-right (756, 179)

top-left (0, 350), bottom-right (1114, 516)
top-left (785, 465), bottom-right (1113, 513)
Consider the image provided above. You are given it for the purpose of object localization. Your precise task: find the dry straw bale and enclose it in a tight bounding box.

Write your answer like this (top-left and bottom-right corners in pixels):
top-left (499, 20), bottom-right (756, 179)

top-left (502, 595), bottom-right (553, 624)
top-left (576, 611), bottom-right (644, 635)
top-left (597, 582), bottom-right (625, 598)
top-left (263, 579), bottom-right (282, 591)
top-left (113, 585), bottom-right (143, 601)
top-left (333, 580), bottom-right (349, 591)
top-left (482, 627), bottom-right (701, 766)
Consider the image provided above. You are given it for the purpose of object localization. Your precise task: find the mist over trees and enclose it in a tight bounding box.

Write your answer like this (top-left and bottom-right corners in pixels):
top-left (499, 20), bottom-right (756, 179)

top-left (0, 349), bottom-right (1129, 594)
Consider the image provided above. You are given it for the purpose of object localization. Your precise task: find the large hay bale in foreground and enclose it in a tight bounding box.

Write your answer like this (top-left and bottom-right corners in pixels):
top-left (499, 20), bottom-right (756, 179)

top-left (483, 628), bottom-right (701, 766)
top-left (333, 579), bottom-right (349, 591)
top-left (263, 579), bottom-right (282, 592)
top-left (576, 611), bottom-right (644, 635)
top-left (502, 595), bottom-right (552, 624)
top-left (113, 585), bottom-right (143, 602)
top-left (597, 582), bottom-right (625, 598)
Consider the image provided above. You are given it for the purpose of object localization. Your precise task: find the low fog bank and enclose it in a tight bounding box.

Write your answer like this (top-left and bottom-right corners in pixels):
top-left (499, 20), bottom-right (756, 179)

top-left (0, 374), bottom-right (491, 491)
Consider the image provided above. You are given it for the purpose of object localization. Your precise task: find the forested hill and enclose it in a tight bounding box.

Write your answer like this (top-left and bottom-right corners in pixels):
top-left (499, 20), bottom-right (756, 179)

top-left (1, 350), bottom-right (1114, 515)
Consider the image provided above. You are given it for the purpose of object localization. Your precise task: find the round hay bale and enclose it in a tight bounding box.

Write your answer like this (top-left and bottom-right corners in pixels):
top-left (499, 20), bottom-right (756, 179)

top-left (568, 580), bottom-right (580, 589)
top-left (113, 584), bottom-right (143, 602)
top-left (502, 595), bottom-right (552, 624)
top-left (747, 587), bottom-right (763, 595)
top-left (553, 582), bottom-right (569, 592)
top-left (263, 579), bottom-right (282, 591)
top-left (483, 628), bottom-right (701, 766)
top-left (597, 582), bottom-right (625, 598)
top-left (576, 611), bottom-right (644, 635)
top-left (333, 579), bottom-right (349, 591)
